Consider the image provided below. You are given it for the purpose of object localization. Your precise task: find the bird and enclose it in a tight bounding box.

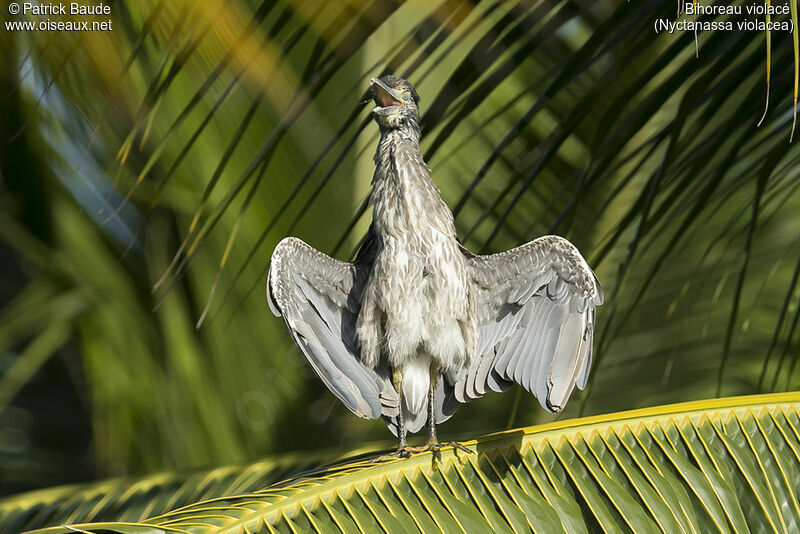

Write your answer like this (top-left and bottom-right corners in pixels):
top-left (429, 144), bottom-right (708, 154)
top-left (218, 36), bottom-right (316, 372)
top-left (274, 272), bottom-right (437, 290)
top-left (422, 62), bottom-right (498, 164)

top-left (267, 75), bottom-right (603, 459)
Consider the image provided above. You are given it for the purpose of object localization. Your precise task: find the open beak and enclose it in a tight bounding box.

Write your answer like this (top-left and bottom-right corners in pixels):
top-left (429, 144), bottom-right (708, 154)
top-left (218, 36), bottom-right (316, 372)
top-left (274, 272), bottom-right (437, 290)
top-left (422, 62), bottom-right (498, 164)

top-left (370, 77), bottom-right (404, 108)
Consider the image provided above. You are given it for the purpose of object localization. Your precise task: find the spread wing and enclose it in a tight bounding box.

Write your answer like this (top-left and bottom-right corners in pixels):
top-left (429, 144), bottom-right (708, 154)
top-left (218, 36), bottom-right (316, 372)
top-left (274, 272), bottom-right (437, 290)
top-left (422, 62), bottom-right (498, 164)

top-left (454, 235), bottom-right (604, 412)
top-left (267, 237), bottom-right (398, 420)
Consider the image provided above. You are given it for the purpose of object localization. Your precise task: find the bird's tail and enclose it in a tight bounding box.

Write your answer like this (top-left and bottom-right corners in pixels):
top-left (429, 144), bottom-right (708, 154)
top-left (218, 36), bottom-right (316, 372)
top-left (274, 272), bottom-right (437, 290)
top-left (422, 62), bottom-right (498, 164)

top-left (402, 354), bottom-right (430, 434)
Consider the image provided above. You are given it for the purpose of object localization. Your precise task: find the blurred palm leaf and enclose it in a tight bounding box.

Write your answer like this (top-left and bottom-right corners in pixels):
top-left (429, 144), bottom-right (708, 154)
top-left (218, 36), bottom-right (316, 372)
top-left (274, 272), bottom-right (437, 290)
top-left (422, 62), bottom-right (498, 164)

top-left (22, 392), bottom-right (800, 533)
top-left (2, 0), bottom-right (800, 494)
top-left (0, 442), bottom-right (388, 532)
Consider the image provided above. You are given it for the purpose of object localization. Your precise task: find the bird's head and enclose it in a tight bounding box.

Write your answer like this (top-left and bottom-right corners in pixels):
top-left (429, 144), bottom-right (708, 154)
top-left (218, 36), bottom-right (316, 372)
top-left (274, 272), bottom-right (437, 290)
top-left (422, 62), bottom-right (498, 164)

top-left (370, 76), bottom-right (420, 130)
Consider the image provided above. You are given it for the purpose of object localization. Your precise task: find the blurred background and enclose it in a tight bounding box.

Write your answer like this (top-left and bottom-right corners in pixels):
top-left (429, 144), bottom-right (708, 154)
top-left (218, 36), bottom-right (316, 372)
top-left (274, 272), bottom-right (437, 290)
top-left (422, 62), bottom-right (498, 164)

top-left (1, 0), bottom-right (800, 498)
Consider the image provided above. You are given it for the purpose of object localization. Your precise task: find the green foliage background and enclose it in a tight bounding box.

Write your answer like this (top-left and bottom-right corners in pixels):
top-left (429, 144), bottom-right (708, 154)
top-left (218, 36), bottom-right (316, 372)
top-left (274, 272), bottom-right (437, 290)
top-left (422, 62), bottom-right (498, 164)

top-left (1, 0), bottom-right (800, 502)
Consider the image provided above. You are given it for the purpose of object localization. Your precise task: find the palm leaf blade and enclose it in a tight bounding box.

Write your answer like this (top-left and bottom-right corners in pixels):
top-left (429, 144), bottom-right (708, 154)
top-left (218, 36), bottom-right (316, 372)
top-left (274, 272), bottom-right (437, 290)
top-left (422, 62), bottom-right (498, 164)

top-left (20, 393), bottom-right (800, 533)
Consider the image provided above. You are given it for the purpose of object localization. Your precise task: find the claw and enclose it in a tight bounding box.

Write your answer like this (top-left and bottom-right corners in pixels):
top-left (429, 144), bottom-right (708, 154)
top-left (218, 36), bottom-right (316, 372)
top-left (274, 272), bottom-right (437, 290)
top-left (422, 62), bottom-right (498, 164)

top-left (369, 441), bottom-right (474, 463)
top-left (445, 441), bottom-right (474, 455)
top-left (368, 446), bottom-right (416, 463)
top-left (430, 440), bottom-right (475, 460)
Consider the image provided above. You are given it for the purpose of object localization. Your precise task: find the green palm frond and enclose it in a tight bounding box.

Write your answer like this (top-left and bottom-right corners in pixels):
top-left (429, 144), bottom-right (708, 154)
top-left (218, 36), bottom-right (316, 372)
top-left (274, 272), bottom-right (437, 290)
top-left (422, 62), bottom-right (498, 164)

top-left (21, 392), bottom-right (800, 533)
top-left (0, 442), bottom-right (389, 532)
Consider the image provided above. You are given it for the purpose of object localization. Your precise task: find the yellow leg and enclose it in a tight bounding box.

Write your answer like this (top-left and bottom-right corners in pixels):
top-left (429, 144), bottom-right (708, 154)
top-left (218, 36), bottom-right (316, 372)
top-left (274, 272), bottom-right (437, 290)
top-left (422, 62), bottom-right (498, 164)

top-left (370, 364), bottom-right (473, 463)
top-left (392, 368), bottom-right (407, 449)
top-left (423, 363), bottom-right (472, 461)
top-left (426, 362), bottom-right (439, 446)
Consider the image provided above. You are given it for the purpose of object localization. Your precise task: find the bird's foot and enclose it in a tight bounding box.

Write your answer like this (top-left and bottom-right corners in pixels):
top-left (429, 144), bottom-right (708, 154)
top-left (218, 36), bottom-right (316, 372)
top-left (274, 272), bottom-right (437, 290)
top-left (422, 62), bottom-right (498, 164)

top-left (421, 439), bottom-right (474, 462)
top-left (442, 440), bottom-right (474, 455)
top-left (370, 441), bottom-right (474, 463)
top-left (368, 446), bottom-right (418, 463)
top-left (403, 440), bottom-right (475, 462)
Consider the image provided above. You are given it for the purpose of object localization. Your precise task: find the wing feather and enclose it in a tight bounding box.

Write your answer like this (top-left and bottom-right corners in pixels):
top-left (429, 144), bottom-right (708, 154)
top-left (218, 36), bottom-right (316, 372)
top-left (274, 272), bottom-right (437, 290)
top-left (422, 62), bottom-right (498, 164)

top-left (457, 235), bottom-right (603, 413)
top-left (268, 237), bottom-right (398, 420)
top-left (473, 349), bottom-right (495, 397)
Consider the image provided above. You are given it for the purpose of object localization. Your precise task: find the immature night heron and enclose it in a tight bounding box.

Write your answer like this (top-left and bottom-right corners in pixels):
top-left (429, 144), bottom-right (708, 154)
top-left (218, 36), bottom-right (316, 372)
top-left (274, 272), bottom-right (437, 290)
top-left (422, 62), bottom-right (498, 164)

top-left (268, 75), bottom-right (603, 458)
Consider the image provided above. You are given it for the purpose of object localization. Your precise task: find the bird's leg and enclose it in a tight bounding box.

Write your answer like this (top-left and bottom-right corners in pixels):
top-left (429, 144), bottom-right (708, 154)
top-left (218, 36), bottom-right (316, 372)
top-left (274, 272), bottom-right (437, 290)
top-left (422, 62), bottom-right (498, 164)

top-left (371, 364), bottom-right (471, 462)
top-left (386, 363), bottom-right (443, 460)
top-left (424, 363), bottom-right (442, 461)
top-left (426, 362), bottom-right (438, 445)
top-left (416, 364), bottom-right (473, 461)
top-left (393, 368), bottom-right (408, 451)
top-left (371, 368), bottom-right (413, 462)
top-left (369, 369), bottom-right (410, 463)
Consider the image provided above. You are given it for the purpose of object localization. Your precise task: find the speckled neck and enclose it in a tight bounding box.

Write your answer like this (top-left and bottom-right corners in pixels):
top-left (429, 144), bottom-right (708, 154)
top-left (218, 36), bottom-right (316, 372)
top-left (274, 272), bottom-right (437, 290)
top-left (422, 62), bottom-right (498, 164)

top-left (369, 119), bottom-right (457, 243)
top-left (373, 122), bottom-right (421, 185)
